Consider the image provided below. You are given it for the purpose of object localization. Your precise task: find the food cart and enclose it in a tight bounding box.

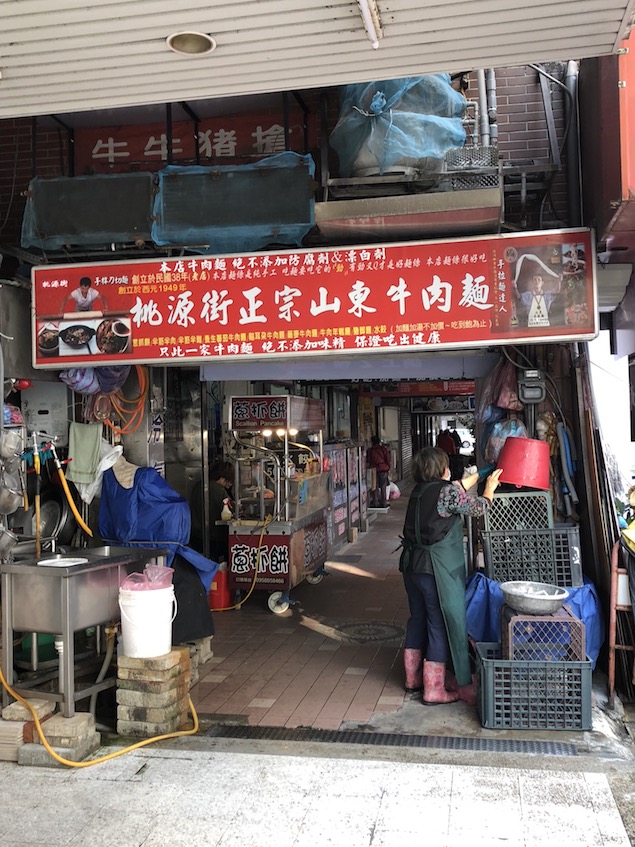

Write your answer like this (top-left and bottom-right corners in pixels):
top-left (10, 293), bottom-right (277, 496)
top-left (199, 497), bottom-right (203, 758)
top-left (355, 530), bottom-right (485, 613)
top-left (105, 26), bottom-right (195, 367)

top-left (227, 395), bottom-right (329, 613)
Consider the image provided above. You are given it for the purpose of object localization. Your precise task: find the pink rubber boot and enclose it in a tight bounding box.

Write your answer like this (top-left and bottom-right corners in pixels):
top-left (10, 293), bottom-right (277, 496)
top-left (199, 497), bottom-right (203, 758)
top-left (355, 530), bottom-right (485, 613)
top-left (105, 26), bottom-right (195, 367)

top-left (422, 660), bottom-right (460, 705)
top-left (403, 648), bottom-right (423, 693)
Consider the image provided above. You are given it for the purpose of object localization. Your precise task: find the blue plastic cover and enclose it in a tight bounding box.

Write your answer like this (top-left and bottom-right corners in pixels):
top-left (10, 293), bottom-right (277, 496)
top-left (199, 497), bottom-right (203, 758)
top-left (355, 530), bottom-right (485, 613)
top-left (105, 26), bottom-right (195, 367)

top-left (99, 466), bottom-right (219, 592)
top-left (465, 572), bottom-right (604, 668)
top-left (21, 173), bottom-right (155, 250)
top-left (151, 152), bottom-right (315, 252)
top-left (329, 75), bottom-right (467, 178)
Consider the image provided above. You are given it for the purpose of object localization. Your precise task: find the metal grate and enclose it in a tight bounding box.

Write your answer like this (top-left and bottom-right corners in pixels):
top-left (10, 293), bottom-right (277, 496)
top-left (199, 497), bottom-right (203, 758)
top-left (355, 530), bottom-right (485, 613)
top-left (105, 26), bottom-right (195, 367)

top-left (204, 723), bottom-right (577, 756)
top-left (484, 492), bottom-right (553, 531)
top-left (501, 604), bottom-right (586, 662)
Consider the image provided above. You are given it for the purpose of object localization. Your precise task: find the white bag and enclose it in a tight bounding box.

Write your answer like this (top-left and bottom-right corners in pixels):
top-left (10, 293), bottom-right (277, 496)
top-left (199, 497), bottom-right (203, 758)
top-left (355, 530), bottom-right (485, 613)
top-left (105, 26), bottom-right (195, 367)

top-left (387, 482), bottom-right (401, 500)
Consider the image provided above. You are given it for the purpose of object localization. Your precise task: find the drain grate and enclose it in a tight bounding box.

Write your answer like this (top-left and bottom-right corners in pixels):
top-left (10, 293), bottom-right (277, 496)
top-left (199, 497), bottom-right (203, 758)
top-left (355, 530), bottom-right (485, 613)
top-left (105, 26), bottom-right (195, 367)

top-left (204, 724), bottom-right (577, 756)
top-left (337, 621), bottom-right (404, 644)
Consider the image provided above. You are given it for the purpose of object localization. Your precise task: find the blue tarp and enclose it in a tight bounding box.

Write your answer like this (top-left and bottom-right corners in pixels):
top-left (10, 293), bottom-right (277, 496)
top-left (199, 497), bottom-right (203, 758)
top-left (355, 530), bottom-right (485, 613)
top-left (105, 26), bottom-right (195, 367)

top-left (99, 466), bottom-right (219, 593)
top-left (465, 571), bottom-right (604, 668)
top-left (151, 152), bottom-right (315, 252)
top-left (330, 75), bottom-right (467, 178)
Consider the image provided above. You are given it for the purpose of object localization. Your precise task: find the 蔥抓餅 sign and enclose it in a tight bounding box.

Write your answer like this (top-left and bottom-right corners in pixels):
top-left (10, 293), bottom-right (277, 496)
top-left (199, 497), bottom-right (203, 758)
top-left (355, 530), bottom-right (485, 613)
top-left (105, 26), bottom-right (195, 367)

top-left (31, 228), bottom-right (597, 369)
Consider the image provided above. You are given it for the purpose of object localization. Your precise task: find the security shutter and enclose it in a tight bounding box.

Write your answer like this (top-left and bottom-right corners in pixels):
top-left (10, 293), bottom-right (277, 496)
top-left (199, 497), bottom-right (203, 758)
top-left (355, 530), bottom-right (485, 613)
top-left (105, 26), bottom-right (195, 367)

top-left (399, 409), bottom-right (413, 480)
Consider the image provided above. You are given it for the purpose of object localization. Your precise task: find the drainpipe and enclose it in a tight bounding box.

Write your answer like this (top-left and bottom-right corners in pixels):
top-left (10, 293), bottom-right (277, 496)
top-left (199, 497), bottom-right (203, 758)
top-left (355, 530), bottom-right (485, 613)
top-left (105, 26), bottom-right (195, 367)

top-left (476, 69), bottom-right (490, 146)
top-left (565, 60), bottom-right (582, 226)
top-left (486, 69), bottom-right (498, 145)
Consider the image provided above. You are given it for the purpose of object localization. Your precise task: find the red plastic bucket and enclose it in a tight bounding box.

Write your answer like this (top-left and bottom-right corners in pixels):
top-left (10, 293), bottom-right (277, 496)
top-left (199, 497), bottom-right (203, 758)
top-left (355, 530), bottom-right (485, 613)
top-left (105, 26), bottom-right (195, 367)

top-left (209, 565), bottom-right (232, 610)
top-left (496, 436), bottom-right (551, 490)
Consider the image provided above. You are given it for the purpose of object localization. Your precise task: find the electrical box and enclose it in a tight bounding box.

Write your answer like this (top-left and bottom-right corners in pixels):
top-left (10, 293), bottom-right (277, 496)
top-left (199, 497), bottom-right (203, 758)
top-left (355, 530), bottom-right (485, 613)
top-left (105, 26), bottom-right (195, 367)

top-left (518, 369), bottom-right (546, 404)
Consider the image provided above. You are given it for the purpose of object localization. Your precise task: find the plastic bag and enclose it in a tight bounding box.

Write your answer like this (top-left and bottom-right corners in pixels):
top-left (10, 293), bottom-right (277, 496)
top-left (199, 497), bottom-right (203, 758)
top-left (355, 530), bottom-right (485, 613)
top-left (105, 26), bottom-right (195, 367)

top-left (483, 418), bottom-right (528, 464)
top-left (387, 482), bottom-right (401, 500)
top-left (477, 358), bottom-right (523, 424)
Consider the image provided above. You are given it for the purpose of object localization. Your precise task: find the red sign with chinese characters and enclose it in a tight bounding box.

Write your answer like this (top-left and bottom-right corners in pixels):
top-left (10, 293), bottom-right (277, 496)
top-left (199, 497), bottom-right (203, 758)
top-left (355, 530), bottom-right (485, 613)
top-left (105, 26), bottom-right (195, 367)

top-left (74, 110), bottom-right (317, 174)
top-left (359, 380), bottom-right (475, 397)
top-left (31, 228), bottom-right (596, 369)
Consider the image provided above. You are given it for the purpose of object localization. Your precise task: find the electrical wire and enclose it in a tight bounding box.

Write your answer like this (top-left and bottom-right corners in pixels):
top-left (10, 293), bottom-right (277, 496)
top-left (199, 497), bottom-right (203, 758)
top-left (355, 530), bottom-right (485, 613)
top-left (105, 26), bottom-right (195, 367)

top-left (0, 662), bottom-right (199, 769)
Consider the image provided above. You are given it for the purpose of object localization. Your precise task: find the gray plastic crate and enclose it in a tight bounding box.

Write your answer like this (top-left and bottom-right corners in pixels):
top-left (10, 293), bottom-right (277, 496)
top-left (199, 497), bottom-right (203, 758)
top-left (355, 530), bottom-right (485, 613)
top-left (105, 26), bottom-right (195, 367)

top-left (481, 525), bottom-right (583, 587)
top-left (500, 604), bottom-right (586, 662)
top-left (476, 642), bottom-right (592, 731)
top-left (484, 492), bottom-right (553, 531)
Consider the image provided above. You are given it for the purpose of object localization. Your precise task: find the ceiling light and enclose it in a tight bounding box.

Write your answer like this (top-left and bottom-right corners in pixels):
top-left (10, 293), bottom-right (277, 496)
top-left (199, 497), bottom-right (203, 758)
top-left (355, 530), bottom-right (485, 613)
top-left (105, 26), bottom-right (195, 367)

top-left (166, 31), bottom-right (216, 56)
top-left (357, 0), bottom-right (383, 50)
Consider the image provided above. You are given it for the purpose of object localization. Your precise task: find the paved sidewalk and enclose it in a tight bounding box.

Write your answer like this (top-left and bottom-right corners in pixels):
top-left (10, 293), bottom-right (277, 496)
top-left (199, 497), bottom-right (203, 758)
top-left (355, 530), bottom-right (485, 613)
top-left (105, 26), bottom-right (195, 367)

top-left (0, 744), bottom-right (631, 847)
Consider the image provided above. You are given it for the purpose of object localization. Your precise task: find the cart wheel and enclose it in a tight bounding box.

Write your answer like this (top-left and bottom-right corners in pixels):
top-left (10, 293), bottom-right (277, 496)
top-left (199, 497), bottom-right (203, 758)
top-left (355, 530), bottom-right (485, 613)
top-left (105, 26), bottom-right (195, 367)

top-left (267, 591), bottom-right (290, 614)
top-left (305, 571), bottom-right (324, 585)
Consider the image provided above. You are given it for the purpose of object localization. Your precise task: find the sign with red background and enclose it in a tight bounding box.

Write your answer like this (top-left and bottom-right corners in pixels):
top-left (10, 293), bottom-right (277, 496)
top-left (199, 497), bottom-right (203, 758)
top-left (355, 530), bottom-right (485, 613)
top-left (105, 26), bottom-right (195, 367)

top-left (32, 228), bottom-right (596, 369)
top-left (74, 108), bottom-right (316, 174)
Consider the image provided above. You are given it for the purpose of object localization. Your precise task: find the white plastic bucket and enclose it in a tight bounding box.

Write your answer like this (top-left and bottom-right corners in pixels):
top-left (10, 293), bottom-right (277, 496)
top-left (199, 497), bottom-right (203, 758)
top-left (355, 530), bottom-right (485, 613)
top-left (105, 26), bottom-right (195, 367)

top-left (118, 586), bottom-right (176, 659)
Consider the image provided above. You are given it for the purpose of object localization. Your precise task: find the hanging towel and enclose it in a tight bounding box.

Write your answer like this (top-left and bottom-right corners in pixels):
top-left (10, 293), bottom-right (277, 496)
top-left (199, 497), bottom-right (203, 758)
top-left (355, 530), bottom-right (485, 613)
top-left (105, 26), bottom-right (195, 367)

top-left (64, 422), bottom-right (103, 485)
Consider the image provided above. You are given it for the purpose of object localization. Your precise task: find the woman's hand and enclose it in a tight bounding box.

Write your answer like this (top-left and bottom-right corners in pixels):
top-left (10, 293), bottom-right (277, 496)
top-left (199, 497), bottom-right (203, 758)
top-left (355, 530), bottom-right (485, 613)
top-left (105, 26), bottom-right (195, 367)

top-left (483, 468), bottom-right (504, 501)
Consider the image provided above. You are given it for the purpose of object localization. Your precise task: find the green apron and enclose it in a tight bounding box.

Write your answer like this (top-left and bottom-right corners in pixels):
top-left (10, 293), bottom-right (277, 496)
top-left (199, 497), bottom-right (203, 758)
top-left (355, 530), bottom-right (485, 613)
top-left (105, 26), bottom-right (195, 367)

top-left (409, 482), bottom-right (471, 686)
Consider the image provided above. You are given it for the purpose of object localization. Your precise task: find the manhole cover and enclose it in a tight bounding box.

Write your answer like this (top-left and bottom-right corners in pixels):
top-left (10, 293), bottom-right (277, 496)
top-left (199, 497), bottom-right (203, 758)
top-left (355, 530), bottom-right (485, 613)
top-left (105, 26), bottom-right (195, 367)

top-left (337, 621), bottom-right (404, 644)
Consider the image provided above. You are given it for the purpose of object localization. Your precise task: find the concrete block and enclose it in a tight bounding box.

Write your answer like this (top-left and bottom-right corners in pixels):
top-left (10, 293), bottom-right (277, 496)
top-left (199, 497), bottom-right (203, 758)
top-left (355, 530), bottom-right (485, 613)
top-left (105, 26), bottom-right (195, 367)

top-left (116, 716), bottom-right (181, 737)
top-left (32, 713), bottom-right (96, 748)
top-left (117, 650), bottom-right (182, 672)
top-left (348, 527), bottom-right (359, 543)
top-left (17, 732), bottom-right (101, 768)
top-left (116, 679), bottom-right (188, 708)
top-left (2, 698), bottom-right (55, 722)
top-left (116, 664), bottom-right (184, 683)
top-left (117, 701), bottom-right (184, 724)
top-left (116, 670), bottom-right (189, 694)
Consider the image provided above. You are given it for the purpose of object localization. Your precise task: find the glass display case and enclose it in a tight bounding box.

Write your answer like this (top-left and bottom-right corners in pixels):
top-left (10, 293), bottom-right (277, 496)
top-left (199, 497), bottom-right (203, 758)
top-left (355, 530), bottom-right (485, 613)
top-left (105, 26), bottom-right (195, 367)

top-left (226, 395), bottom-right (330, 613)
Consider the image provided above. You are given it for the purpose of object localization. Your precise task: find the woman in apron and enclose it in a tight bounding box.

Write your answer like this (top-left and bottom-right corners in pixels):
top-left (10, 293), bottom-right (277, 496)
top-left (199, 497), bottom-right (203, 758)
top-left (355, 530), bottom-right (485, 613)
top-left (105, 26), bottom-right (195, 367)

top-left (398, 447), bottom-right (502, 705)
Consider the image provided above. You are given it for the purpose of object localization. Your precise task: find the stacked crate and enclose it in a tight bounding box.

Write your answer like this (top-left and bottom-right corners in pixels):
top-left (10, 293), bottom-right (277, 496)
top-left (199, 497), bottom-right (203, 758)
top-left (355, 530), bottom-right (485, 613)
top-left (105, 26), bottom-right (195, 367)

top-left (476, 492), bottom-right (592, 730)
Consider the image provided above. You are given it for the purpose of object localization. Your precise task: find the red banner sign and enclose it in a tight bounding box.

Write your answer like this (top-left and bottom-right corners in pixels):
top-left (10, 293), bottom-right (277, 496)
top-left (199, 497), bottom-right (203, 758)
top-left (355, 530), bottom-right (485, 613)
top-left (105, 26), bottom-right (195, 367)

top-left (359, 380), bottom-right (475, 397)
top-left (74, 109), bottom-right (317, 174)
top-left (31, 228), bottom-right (596, 369)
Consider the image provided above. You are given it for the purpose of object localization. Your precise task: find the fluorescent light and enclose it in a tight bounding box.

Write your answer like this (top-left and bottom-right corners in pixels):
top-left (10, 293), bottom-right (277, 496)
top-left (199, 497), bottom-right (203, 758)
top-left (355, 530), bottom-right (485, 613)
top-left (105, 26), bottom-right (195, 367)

top-left (357, 0), bottom-right (383, 50)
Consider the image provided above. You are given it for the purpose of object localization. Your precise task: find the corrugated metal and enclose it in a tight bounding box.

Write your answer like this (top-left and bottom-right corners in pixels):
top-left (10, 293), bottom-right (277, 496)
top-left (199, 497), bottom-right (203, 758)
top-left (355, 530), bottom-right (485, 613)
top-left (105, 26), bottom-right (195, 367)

top-left (399, 409), bottom-right (413, 480)
top-left (0, 0), bottom-right (633, 119)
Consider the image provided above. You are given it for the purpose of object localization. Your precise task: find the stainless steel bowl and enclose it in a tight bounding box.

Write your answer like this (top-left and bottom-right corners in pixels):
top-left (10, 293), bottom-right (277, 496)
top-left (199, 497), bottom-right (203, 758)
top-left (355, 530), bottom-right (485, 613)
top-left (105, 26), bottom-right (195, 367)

top-left (499, 581), bottom-right (569, 615)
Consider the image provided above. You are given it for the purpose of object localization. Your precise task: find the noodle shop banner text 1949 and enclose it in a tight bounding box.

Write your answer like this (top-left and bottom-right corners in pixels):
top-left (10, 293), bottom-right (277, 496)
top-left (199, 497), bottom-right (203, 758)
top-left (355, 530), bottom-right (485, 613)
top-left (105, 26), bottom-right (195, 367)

top-left (31, 228), bottom-right (596, 368)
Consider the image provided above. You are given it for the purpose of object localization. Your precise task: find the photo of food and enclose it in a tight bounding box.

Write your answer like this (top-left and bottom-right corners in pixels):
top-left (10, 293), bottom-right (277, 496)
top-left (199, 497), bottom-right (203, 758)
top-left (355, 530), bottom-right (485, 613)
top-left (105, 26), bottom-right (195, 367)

top-left (60, 325), bottom-right (96, 348)
top-left (37, 324), bottom-right (59, 357)
top-left (96, 318), bottom-right (131, 354)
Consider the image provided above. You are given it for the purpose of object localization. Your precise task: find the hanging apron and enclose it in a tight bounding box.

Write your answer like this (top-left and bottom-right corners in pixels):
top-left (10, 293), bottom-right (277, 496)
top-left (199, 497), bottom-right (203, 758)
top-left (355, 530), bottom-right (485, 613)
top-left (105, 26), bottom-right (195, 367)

top-left (406, 482), bottom-right (471, 686)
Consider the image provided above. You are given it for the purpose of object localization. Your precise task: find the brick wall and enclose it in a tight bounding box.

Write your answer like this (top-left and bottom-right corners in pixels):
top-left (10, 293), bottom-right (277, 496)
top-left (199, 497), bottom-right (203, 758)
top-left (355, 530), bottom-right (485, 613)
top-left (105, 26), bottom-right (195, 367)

top-left (0, 117), bottom-right (69, 246)
top-left (465, 64), bottom-right (570, 230)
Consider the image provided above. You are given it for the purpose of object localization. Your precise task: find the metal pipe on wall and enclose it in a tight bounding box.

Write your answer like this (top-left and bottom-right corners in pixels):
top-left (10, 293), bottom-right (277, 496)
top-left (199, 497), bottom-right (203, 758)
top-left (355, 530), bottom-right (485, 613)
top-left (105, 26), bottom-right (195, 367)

top-left (565, 60), bottom-right (582, 227)
top-left (476, 69), bottom-right (490, 147)
top-left (486, 69), bottom-right (498, 145)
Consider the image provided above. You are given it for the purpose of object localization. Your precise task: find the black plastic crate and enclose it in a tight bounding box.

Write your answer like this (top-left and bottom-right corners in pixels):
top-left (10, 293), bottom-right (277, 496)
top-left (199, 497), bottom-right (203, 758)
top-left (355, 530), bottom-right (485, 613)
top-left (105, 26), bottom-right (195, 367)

top-left (484, 491), bottom-right (553, 531)
top-left (481, 525), bottom-right (583, 587)
top-left (476, 642), bottom-right (592, 731)
top-left (500, 604), bottom-right (586, 662)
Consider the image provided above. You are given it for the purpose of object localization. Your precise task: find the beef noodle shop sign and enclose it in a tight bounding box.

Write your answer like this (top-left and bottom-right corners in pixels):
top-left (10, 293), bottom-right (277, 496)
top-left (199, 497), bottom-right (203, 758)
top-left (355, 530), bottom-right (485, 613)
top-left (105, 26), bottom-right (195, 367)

top-left (31, 228), bottom-right (597, 368)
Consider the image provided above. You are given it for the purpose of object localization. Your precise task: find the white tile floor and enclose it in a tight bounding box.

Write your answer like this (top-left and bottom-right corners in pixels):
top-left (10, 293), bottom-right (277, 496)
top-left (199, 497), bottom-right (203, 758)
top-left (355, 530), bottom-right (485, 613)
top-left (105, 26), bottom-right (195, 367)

top-left (0, 746), bottom-right (630, 846)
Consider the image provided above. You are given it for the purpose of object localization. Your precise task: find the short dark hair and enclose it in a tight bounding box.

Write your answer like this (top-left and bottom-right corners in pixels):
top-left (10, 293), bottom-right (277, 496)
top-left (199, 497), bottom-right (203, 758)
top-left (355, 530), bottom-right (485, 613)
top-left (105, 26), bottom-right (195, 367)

top-left (79, 276), bottom-right (92, 288)
top-left (371, 435), bottom-right (380, 446)
top-left (412, 447), bottom-right (448, 483)
top-left (210, 460), bottom-right (234, 482)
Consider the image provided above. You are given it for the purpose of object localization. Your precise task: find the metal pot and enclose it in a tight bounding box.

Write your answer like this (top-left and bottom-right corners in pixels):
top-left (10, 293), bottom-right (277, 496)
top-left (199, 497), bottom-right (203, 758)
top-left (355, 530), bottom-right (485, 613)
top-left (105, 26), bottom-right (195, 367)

top-left (0, 525), bottom-right (18, 559)
top-left (0, 428), bottom-right (22, 459)
top-left (0, 473), bottom-right (22, 515)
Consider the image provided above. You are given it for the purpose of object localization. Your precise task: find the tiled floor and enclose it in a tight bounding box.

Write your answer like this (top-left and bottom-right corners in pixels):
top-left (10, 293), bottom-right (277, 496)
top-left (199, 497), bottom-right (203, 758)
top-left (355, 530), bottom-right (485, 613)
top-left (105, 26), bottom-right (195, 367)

top-left (191, 497), bottom-right (412, 730)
